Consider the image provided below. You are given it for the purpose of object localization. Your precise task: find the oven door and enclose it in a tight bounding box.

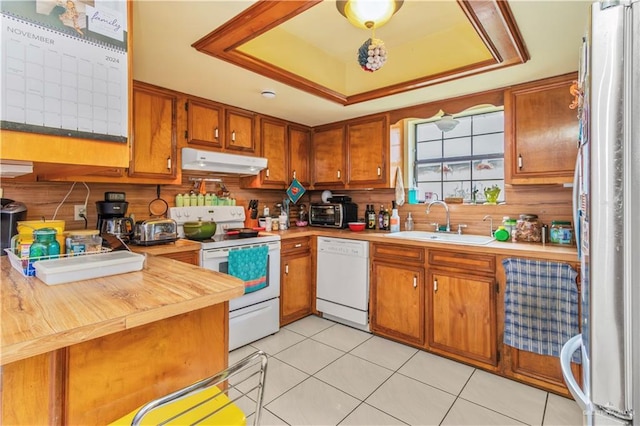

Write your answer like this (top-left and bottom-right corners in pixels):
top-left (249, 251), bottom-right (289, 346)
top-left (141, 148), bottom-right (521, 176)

top-left (201, 241), bottom-right (280, 311)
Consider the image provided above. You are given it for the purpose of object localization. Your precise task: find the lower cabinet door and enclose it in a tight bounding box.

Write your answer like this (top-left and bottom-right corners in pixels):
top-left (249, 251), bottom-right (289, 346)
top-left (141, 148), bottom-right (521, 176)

top-left (427, 269), bottom-right (498, 367)
top-left (280, 251), bottom-right (313, 326)
top-left (370, 261), bottom-right (424, 346)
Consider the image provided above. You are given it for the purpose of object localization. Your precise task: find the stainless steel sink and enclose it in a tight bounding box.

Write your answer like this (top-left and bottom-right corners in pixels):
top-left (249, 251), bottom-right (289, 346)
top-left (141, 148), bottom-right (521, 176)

top-left (383, 231), bottom-right (495, 246)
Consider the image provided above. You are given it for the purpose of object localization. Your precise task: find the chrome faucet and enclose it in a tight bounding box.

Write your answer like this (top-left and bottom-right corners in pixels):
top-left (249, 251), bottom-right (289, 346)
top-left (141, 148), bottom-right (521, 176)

top-left (426, 200), bottom-right (450, 232)
top-left (483, 215), bottom-right (493, 236)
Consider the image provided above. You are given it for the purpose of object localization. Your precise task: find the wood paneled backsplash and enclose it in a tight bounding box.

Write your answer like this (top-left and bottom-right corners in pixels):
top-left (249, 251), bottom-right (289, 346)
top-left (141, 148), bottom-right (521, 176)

top-left (1, 177), bottom-right (572, 235)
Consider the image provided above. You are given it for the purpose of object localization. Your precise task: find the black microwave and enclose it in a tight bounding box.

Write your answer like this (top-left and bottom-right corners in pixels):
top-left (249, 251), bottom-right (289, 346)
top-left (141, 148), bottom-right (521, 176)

top-left (309, 203), bottom-right (358, 228)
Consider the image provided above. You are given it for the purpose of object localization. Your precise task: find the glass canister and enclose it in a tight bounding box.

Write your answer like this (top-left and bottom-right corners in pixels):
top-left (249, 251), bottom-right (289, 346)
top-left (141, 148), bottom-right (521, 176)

top-left (514, 214), bottom-right (542, 242)
top-left (29, 228), bottom-right (61, 261)
top-left (66, 230), bottom-right (102, 255)
top-left (550, 221), bottom-right (574, 245)
top-left (501, 217), bottom-right (517, 238)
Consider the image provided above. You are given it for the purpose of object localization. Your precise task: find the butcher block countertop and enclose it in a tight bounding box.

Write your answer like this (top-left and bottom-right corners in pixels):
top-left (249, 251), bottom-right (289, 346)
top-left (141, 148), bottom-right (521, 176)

top-left (0, 254), bottom-right (244, 366)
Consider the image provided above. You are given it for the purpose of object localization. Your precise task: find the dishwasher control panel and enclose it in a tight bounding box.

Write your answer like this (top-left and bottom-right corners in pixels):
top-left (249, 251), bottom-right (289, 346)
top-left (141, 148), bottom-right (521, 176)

top-left (317, 237), bottom-right (369, 257)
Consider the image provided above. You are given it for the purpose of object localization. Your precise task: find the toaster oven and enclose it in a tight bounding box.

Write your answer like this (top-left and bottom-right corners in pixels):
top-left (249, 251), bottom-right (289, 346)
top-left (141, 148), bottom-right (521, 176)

top-left (309, 203), bottom-right (358, 228)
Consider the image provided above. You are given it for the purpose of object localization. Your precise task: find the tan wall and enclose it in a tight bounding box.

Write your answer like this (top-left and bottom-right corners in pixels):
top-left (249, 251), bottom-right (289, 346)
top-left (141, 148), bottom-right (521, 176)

top-left (1, 178), bottom-right (571, 237)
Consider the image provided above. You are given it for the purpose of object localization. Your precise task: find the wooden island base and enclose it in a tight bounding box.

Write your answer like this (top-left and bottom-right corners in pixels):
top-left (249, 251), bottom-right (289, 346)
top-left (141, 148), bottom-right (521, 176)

top-left (2, 303), bottom-right (228, 425)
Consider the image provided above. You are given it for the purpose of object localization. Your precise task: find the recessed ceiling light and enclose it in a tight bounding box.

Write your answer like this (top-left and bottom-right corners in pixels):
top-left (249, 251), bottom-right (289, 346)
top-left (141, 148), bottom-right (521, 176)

top-left (261, 90), bottom-right (276, 99)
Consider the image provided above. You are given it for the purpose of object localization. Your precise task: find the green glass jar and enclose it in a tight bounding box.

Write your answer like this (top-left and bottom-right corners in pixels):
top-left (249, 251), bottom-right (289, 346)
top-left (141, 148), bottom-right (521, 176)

top-left (29, 228), bottom-right (61, 261)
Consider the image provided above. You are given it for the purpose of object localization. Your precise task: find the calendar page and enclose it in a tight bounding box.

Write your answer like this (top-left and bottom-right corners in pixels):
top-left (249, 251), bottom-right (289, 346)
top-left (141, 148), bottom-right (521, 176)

top-left (1, 0), bottom-right (128, 143)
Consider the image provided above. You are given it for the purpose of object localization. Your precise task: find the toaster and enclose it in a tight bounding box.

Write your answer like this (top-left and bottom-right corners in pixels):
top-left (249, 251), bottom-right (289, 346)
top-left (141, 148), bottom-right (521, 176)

top-left (131, 218), bottom-right (178, 246)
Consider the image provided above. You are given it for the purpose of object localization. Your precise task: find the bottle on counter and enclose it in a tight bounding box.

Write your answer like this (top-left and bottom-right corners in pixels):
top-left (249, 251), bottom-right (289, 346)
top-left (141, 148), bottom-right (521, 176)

top-left (383, 208), bottom-right (390, 231)
top-left (189, 192), bottom-right (198, 207)
top-left (390, 202), bottom-right (400, 233)
top-left (367, 205), bottom-right (377, 229)
top-left (378, 205), bottom-right (385, 230)
top-left (494, 226), bottom-right (510, 242)
top-left (405, 212), bottom-right (414, 231)
top-left (175, 193), bottom-right (184, 207)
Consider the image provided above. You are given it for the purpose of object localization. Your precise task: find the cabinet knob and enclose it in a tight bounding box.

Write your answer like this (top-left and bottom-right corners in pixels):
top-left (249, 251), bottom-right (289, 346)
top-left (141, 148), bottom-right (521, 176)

top-left (214, 127), bottom-right (219, 140)
top-left (266, 168), bottom-right (270, 178)
top-left (166, 157), bottom-right (171, 170)
top-left (518, 154), bottom-right (523, 169)
top-left (231, 130), bottom-right (236, 142)
top-left (377, 166), bottom-right (381, 176)
top-left (285, 264), bottom-right (289, 275)
top-left (337, 169), bottom-right (341, 179)
top-left (292, 170), bottom-right (297, 179)
top-left (433, 278), bottom-right (438, 292)
top-left (294, 243), bottom-right (302, 248)
top-left (413, 275), bottom-right (417, 289)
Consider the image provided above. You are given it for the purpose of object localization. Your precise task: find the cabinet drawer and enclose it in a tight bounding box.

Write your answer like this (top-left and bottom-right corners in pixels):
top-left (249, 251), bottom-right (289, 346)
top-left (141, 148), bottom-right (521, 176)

top-left (372, 243), bottom-right (424, 264)
top-left (282, 237), bottom-right (311, 254)
top-left (428, 250), bottom-right (495, 275)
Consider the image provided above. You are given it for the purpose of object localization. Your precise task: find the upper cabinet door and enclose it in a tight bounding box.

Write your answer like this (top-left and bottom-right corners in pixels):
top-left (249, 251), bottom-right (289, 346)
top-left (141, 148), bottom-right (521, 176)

top-left (504, 73), bottom-right (578, 184)
top-left (260, 117), bottom-right (287, 186)
top-left (346, 114), bottom-right (389, 188)
top-left (312, 124), bottom-right (345, 188)
top-left (225, 108), bottom-right (256, 154)
top-left (288, 125), bottom-right (311, 187)
top-left (185, 99), bottom-right (223, 149)
top-left (129, 83), bottom-right (177, 179)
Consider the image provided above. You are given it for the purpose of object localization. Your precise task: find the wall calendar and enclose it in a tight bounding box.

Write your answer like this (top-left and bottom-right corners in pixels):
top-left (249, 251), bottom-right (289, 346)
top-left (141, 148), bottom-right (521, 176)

top-left (1, 0), bottom-right (128, 143)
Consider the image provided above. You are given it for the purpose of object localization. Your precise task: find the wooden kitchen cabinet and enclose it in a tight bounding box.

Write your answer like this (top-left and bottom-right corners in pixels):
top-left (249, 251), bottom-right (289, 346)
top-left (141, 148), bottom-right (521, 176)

top-left (224, 108), bottom-right (255, 154)
top-left (280, 237), bottom-right (313, 326)
top-left (504, 72), bottom-right (578, 184)
top-left (241, 117), bottom-right (287, 189)
top-left (427, 250), bottom-right (498, 369)
top-left (498, 255), bottom-right (582, 397)
top-left (312, 124), bottom-right (346, 188)
top-left (185, 98), bottom-right (223, 149)
top-left (346, 114), bottom-right (389, 188)
top-left (129, 81), bottom-right (178, 179)
top-left (158, 250), bottom-right (200, 265)
top-left (370, 243), bottom-right (425, 346)
top-left (288, 124), bottom-right (312, 187)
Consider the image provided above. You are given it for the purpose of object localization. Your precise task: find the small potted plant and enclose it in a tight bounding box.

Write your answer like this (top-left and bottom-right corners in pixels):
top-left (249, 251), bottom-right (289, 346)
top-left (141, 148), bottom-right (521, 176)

top-left (484, 184), bottom-right (501, 205)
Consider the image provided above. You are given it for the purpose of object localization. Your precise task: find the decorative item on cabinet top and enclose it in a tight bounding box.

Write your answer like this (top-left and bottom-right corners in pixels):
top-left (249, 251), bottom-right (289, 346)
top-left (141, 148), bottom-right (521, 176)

top-left (181, 148), bottom-right (266, 175)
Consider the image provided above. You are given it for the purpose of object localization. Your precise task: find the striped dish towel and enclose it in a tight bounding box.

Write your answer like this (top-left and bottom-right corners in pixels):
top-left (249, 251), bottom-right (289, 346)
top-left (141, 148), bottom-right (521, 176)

top-left (228, 245), bottom-right (269, 294)
top-left (503, 258), bottom-right (581, 363)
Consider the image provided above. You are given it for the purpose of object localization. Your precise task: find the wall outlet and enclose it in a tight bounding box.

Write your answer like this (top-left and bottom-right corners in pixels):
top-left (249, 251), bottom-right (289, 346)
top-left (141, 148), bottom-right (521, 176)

top-left (74, 205), bottom-right (87, 221)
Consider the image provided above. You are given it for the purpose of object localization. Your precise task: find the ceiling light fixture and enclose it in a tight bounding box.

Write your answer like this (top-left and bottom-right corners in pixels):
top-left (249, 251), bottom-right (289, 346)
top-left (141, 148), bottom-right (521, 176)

top-left (336, 0), bottom-right (404, 30)
top-left (337, 0), bottom-right (403, 73)
top-left (261, 90), bottom-right (276, 99)
top-left (435, 113), bottom-right (460, 133)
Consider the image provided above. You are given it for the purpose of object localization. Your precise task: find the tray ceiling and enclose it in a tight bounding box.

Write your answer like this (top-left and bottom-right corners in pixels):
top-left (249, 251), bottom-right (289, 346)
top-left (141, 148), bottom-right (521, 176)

top-left (192, 0), bottom-right (529, 105)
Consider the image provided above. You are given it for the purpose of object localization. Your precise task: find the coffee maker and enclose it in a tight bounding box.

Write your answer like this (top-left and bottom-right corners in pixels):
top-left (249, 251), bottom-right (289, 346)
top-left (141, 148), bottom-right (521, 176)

top-left (1, 198), bottom-right (27, 255)
top-left (96, 192), bottom-right (133, 241)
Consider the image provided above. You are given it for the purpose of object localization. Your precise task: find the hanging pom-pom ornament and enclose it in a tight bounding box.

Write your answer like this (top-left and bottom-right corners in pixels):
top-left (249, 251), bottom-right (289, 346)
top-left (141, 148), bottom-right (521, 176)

top-left (357, 38), bottom-right (387, 72)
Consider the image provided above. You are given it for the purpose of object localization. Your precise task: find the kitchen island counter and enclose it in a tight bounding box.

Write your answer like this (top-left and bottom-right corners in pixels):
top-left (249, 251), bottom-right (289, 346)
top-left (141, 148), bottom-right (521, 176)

top-left (1, 253), bottom-right (243, 365)
top-left (1, 254), bottom-right (244, 425)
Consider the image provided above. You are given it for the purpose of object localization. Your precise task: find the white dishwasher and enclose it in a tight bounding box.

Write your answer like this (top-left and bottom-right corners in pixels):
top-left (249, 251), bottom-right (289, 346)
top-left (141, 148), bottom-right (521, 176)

top-left (316, 237), bottom-right (370, 331)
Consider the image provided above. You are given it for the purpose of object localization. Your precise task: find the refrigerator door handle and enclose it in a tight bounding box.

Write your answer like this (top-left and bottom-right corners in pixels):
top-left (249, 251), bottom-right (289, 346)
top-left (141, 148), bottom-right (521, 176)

top-left (572, 153), bottom-right (581, 254)
top-left (561, 334), bottom-right (590, 412)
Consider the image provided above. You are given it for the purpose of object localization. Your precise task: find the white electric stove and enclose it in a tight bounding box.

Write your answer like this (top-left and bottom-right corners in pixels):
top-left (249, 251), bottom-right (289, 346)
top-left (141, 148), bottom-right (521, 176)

top-left (168, 206), bottom-right (281, 350)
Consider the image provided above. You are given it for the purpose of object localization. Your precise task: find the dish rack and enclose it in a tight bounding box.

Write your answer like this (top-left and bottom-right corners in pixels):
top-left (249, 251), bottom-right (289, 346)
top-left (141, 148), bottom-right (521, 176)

top-left (5, 247), bottom-right (112, 277)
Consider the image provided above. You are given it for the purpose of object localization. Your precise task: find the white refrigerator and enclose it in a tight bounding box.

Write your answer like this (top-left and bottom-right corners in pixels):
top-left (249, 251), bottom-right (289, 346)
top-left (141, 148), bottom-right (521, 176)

top-left (561, 1), bottom-right (639, 425)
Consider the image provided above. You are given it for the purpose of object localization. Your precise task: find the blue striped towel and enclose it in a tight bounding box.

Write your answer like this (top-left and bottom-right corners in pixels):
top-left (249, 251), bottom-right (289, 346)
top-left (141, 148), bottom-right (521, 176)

top-left (228, 245), bottom-right (269, 294)
top-left (503, 258), bottom-right (581, 363)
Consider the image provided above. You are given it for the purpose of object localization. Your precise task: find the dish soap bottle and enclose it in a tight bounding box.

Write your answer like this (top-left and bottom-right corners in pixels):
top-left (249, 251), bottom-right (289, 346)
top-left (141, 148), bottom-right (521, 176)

top-left (405, 212), bottom-right (414, 231)
top-left (390, 202), bottom-right (400, 233)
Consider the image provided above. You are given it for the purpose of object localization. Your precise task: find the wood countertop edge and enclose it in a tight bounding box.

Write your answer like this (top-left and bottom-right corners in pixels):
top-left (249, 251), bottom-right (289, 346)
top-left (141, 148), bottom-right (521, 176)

top-left (273, 228), bottom-right (578, 262)
top-left (1, 256), bottom-right (244, 366)
top-left (129, 239), bottom-right (201, 255)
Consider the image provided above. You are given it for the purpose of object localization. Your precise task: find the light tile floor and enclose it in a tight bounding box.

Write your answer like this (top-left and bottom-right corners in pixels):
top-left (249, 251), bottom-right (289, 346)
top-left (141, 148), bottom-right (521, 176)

top-left (230, 316), bottom-right (583, 426)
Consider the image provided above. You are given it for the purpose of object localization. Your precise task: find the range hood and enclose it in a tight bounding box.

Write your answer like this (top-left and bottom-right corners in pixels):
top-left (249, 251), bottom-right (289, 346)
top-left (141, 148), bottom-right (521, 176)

top-left (182, 148), bottom-right (267, 175)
